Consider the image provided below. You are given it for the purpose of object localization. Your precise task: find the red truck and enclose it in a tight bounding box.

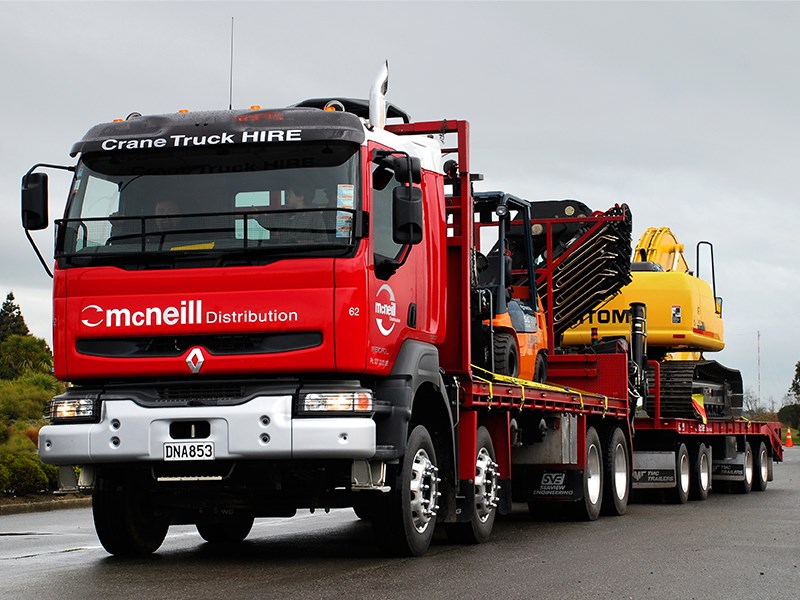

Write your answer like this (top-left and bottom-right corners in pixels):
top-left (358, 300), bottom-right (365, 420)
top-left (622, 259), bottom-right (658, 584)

top-left (22, 66), bottom-right (783, 557)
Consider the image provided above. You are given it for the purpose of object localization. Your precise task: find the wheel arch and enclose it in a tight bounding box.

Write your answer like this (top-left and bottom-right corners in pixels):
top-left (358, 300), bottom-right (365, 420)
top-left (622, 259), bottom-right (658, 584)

top-left (382, 340), bottom-right (456, 514)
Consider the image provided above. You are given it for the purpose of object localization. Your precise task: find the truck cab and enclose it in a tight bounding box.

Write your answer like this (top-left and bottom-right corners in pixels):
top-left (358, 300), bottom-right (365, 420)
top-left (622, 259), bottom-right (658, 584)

top-left (26, 83), bottom-right (456, 556)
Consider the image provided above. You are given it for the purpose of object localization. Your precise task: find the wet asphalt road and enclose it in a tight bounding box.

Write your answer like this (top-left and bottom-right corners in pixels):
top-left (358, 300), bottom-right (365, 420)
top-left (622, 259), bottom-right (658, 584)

top-left (1, 448), bottom-right (798, 600)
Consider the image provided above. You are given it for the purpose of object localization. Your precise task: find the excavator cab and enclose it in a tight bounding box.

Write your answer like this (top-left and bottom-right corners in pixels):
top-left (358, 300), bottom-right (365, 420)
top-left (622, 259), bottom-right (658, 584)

top-left (471, 192), bottom-right (548, 383)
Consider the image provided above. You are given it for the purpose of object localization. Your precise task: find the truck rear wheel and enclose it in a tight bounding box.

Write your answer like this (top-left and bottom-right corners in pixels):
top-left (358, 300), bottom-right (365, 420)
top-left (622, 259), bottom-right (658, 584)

top-left (93, 483), bottom-right (169, 556)
top-left (752, 441), bottom-right (769, 492)
top-left (569, 426), bottom-right (603, 521)
top-left (374, 424), bottom-right (440, 556)
top-left (601, 427), bottom-right (629, 516)
top-left (733, 441), bottom-right (754, 494)
top-left (196, 515), bottom-right (254, 543)
top-left (669, 443), bottom-right (690, 504)
top-left (689, 443), bottom-right (711, 501)
top-left (493, 333), bottom-right (519, 378)
top-left (445, 426), bottom-right (499, 544)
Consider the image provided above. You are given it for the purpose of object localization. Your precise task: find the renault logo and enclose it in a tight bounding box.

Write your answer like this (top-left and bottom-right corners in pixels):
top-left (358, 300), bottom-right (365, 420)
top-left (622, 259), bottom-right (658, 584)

top-left (186, 348), bottom-right (205, 374)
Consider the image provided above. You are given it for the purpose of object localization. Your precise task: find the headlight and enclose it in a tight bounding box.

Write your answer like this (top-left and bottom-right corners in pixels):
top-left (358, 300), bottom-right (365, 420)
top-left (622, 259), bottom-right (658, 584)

top-left (49, 395), bottom-right (100, 423)
top-left (301, 391), bottom-right (373, 413)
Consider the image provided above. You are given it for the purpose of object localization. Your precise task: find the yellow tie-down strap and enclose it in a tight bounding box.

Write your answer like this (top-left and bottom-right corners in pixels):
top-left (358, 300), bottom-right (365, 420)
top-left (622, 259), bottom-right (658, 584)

top-left (470, 364), bottom-right (609, 412)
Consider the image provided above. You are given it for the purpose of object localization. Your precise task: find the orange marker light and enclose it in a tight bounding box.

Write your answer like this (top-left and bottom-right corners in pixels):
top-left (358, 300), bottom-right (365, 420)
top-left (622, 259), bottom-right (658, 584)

top-left (178, 109), bottom-right (190, 114)
top-left (323, 100), bottom-right (345, 112)
top-left (250, 105), bottom-right (261, 110)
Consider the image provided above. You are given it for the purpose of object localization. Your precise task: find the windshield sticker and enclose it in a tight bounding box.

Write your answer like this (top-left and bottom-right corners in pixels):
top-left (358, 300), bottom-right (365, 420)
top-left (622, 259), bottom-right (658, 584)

top-left (336, 184), bottom-right (355, 238)
top-left (337, 184), bottom-right (354, 208)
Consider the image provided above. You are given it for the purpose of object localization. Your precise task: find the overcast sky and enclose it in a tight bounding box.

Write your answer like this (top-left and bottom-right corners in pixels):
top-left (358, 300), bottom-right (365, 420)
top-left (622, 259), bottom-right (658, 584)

top-left (1, 1), bottom-right (798, 406)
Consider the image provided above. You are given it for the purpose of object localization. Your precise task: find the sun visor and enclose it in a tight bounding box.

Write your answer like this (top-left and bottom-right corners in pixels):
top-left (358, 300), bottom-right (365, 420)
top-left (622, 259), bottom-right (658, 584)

top-left (69, 108), bottom-right (366, 157)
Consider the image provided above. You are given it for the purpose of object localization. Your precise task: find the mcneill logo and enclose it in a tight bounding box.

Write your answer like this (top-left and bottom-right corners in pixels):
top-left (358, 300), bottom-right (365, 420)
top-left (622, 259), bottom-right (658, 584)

top-left (375, 284), bottom-right (401, 336)
top-left (81, 300), bottom-right (298, 328)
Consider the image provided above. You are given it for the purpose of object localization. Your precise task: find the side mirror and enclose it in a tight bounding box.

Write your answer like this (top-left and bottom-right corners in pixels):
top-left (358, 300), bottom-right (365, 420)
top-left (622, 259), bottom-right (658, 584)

top-left (372, 152), bottom-right (422, 184)
top-left (393, 156), bottom-right (421, 185)
top-left (392, 185), bottom-right (423, 245)
top-left (21, 172), bottom-right (49, 230)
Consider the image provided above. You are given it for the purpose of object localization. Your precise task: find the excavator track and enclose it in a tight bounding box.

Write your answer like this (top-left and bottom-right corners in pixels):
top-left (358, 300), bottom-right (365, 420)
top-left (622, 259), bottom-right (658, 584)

top-left (646, 360), bottom-right (743, 420)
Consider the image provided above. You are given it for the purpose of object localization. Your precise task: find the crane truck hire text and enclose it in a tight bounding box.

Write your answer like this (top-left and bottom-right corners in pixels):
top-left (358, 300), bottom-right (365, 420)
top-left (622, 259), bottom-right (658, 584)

top-left (80, 300), bottom-right (298, 329)
top-left (99, 129), bottom-right (303, 151)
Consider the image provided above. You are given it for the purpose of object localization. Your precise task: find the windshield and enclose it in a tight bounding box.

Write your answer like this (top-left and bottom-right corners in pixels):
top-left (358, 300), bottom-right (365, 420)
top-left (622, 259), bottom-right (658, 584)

top-left (57, 141), bottom-right (360, 268)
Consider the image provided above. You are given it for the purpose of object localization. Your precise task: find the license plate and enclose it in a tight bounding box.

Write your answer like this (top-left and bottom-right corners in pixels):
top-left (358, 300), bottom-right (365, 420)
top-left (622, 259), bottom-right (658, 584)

top-left (163, 441), bottom-right (215, 461)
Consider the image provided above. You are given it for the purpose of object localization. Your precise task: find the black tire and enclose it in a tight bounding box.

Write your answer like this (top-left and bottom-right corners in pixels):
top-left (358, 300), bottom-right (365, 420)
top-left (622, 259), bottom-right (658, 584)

top-left (752, 440), bottom-right (769, 492)
top-left (373, 425), bottom-right (440, 556)
top-left (534, 352), bottom-right (548, 384)
top-left (669, 443), bottom-right (690, 504)
top-left (353, 503), bottom-right (374, 521)
top-left (493, 333), bottom-right (519, 378)
top-left (601, 427), bottom-right (629, 516)
top-left (689, 443), bottom-right (711, 501)
top-left (733, 441), bottom-right (754, 494)
top-left (445, 426), bottom-right (499, 544)
top-left (196, 515), bottom-right (254, 543)
top-left (568, 426), bottom-right (603, 521)
top-left (93, 483), bottom-right (169, 557)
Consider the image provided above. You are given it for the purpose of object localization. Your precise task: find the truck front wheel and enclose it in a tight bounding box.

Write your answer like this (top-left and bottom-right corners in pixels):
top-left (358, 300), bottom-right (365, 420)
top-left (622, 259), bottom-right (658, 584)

top-left (93, 482), bottom-right (169, 556)
top-left (374, 424), bottom-right (441, 556)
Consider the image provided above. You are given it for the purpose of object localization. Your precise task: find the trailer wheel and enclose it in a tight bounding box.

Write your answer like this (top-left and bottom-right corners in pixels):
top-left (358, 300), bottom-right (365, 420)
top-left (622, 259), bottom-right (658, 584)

top-left (493, 333), bottom-right (519, 378)
top-left (669, 443), bottom-right (690, 504)
top-left (601, 427), bottom-right (629, 516)
top-left (689, 443), bottom-right (711, 501)
top-left (196, 515), bottom-right (254, 543)
top-left (568, 426), bottom-right (603, 521)
top-left (446, 426), bottom-right (499, 544)
top-left (752, 441), bottom-right (769, 492)
top-left (373, 424), bottom-right (440, 556)
top-left (93, 482), bottom-right (169, 556)
top-left (733, 441), bottom-right (754, 494)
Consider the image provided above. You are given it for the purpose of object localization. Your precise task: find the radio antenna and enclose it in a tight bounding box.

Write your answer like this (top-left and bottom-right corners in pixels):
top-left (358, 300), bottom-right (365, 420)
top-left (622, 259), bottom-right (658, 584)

top-left (228, 17), bottom-right (235, 110)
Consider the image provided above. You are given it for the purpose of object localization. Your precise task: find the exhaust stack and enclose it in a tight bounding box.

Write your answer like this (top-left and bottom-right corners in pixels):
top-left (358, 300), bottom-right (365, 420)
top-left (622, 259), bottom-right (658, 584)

top-left (369, 61), bottom-right (389, 130)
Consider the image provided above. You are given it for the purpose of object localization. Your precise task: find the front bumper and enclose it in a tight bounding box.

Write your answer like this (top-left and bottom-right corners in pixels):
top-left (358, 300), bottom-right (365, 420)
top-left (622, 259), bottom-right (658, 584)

top-left (38, 395), bottom-right (376, 465)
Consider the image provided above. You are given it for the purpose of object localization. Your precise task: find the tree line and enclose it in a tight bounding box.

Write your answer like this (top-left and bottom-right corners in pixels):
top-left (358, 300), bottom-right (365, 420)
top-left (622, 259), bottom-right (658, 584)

top-left (779, 361), bottom-right (800, 429)
top-left (0, 292), bottom-right (63, 495)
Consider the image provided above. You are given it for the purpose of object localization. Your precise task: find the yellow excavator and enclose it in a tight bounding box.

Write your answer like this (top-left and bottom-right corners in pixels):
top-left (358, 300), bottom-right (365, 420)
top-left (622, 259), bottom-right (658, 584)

top-left (562, 226), bottom-right (743, 420)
